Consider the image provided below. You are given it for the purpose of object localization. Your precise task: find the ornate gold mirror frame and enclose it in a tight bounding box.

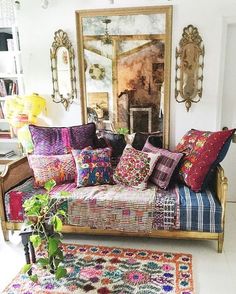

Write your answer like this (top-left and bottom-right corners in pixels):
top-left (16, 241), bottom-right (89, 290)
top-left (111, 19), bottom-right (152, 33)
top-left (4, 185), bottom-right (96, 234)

top-left (175, 25), bottom-right (205, 111)
top-left (50, 29), bottom-right (77, 110)
top-left (76, 6), bottom-right (172, 148)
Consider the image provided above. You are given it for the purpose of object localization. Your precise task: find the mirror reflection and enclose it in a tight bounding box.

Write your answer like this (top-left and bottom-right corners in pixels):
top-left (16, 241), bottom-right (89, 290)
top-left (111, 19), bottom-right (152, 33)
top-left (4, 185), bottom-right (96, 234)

top-left (77, 7), bottom-right (172, 147)
top-left (57, 47), bottom-right (71, 96)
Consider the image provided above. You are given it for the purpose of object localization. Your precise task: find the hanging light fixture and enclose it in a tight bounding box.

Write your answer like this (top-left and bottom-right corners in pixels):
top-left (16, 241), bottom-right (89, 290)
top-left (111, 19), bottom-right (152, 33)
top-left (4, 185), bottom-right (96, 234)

top-left (102, 18), bottom-right (112, 45)
top-left (41, 0), bottom-right (49, 9)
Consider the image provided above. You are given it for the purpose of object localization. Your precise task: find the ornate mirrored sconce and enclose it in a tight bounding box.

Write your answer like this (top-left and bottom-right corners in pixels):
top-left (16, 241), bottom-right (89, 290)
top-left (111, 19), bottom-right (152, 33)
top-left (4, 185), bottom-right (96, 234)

top-left (175, 25), bottom-right (204, 111)
top-left (50, 29), bottom-right (77, 110)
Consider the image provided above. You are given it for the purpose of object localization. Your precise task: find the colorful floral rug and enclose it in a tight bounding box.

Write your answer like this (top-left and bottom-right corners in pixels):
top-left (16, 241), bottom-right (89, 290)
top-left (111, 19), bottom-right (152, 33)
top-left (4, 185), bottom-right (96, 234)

top-left (3, 243), bottom-right (194, 294)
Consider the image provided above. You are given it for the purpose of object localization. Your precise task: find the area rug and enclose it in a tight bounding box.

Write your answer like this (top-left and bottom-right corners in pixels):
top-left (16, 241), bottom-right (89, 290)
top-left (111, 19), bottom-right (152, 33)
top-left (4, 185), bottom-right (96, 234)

top-left (3, 243), bottom-right (194, 294)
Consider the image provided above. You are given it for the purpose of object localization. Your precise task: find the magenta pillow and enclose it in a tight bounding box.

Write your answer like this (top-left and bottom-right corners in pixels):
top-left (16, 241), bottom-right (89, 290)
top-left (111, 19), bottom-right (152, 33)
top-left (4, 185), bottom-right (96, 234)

top-left (72, 147), bottom-right (113, 187)
top-left (28, 154), bottom-right (76, 187)
top-left (175, 128), bottom-right (235, 192)
top-left (113, 144), bottom-right (160, 190)
top-left (29, 123), bottom-right (97, 155)
top-left (143, 140), bottom-right (183, 189)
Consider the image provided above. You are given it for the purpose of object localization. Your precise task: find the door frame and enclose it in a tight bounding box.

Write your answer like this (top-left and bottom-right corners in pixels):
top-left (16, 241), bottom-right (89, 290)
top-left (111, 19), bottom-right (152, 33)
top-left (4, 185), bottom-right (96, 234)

top-left (216, 16), bottom-right (236, 129)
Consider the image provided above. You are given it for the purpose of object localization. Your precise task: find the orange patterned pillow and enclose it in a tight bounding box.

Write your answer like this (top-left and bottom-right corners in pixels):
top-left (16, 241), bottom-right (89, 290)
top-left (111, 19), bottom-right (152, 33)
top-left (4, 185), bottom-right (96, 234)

top-left (28, 154), bottom-right (76, 187)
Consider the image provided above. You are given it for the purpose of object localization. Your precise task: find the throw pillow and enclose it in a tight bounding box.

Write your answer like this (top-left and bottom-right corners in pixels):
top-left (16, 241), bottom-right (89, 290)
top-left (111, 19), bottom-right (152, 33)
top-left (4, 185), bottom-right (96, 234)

top-left (113, 144), bottom-right (160, 190)
top-left (72, 147), bottom-right (113, 187)
top-left (28, 154), bottom-right (76, 187)
top-left (142, 140), bottom-right (183, 189)
top-left (132, 132), bottom-right (162, 150)
top-left (175, 128), bottom-right (235, 192)
top-left (98, 130), bottom-right (127, 166)
top-left (29, 122), bottom-right (97, 155)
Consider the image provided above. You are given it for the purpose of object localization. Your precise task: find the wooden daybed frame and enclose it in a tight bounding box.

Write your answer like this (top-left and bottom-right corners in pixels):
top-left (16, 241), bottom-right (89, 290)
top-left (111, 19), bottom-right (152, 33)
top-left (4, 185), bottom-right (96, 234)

top-left (0, 156), bottom-right (228, 253)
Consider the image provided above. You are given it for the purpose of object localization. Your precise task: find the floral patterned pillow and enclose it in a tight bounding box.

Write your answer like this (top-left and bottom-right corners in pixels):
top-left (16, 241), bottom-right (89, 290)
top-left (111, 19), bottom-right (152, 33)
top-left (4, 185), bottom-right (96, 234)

top-left (113, 145), bottom-right (160, 190)
top-left (72, 147), bottom-right (113, 187)
top-left (28, 154), bottom-right (76, 187)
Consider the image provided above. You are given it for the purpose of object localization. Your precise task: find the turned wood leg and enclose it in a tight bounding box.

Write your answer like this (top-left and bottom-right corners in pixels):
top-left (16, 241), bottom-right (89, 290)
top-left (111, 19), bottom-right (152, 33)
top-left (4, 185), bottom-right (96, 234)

top-left (29, 241), bottom-right (36, 263)
top-left (1, 220), bottom-right (9, 241)
top-left (20, 229), bottom-right (35, 276)
top-left (218, 232), bottom-right (224, 253)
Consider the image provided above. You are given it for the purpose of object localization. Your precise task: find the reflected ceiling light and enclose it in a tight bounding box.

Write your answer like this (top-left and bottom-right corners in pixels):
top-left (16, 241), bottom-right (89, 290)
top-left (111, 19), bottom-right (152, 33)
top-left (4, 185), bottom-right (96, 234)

top-left (14, 1), bottom-right (20, 10)
top-left (102, 18), bottom-right (112, 45)
top-left (14, 0), bottom-right (49, 9)
top-left (41, 0), bottom-right (49, 9)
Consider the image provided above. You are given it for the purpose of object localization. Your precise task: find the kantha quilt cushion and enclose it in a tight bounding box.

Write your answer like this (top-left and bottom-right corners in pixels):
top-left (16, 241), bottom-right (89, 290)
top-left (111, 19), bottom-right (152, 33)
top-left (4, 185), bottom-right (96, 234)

top-left (72, 147), bottom-right (113, 187)
top-left (175, 128), bottom-right (235, 192)
top-left (142, 140), bottom-right (183, 189)
top-left (29, 123), bottom-right (97, 155)
top-left (113, 144), bottom-right (160, 190)
top-left (28, 154), bottom-right (76, 187)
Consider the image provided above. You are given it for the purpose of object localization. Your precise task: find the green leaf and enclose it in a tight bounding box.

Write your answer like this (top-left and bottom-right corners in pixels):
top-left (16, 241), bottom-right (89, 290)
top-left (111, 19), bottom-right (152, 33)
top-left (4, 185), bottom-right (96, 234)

top-left (37, 258), bottom-right (49, 267)
top-left (52, 215), bottom-right (62, 232)
top-left (44, 179), bottom-right (56, 192)
top-left (30, 235), bottom-right (42, 247)
top-left (57, 209), bottom-right (66, 216)
top-left (55, 266), bottom-right (67, 280)
top-left (48, 237), bottom-right (59, 257)
top-left (21, 263), bottom-right (32, 274)
top-left (56, 248), bottom-right (64, 260)
top-left (54, 258), bottom-right (62, 268)
top-left (30, 274), bottom-right (38, 283)
top-left (59, 191), bottom-right (70, 197)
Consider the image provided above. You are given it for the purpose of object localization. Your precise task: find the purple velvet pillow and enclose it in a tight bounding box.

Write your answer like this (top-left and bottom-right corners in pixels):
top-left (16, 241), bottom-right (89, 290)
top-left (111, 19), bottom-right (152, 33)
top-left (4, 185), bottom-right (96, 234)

top-left (29, 123), bottom-right (97, 155)
top-left (143, 139), bottom-right (183, 189)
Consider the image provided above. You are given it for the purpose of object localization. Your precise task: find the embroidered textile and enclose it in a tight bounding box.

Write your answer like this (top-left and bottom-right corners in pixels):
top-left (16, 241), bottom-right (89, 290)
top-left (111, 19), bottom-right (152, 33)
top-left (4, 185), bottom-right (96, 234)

top-left (113, 144), bottom-right (160, 190)
top-left (3, 244), bottom-right (194, 294)
top-left (28, 153), bottom-right (76, 187)
top-left (72, 147), bottom-right (113, 187)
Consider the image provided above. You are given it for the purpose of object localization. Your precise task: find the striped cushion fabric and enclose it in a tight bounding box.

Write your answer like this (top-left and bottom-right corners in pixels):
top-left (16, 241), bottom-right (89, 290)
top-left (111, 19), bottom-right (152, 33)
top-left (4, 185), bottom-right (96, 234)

top-left (143, 140), bottom-right (183, 189)
top-left (177, 184), bottom-right (222, 232)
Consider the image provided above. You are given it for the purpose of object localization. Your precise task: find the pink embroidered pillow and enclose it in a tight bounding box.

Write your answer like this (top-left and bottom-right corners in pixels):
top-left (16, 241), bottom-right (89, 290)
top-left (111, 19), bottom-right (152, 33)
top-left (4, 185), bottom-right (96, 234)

top-left (29, 123), bottom-right (97, 155)
top-left (72, 147), bottom-right (113, 187)
top-left (142, 140), bottom-right (183, 189)
top-left (175, 128), bottom-right (235, 192)
top-left (113, 144), bottom-right (160, 190)
top-left (28, 154), bottom-right (76, 187)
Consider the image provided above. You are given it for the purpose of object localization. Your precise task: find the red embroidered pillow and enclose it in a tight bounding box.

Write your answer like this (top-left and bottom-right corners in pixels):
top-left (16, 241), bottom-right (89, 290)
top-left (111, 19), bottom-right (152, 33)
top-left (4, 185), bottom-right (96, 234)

top-left (113, 144), bottom-right (160, 190)
top-left (142, 140), bottom-right (183, 189)
top-left (175, 129), bottom-right (235, 192)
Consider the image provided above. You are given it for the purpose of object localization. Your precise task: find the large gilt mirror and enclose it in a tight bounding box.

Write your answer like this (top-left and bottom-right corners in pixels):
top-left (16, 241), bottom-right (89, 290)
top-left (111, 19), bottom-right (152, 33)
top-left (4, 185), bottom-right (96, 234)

top-left (76, 6), bottom-right (172, 147)
top-left (50, 29), bottom-right (77, 110)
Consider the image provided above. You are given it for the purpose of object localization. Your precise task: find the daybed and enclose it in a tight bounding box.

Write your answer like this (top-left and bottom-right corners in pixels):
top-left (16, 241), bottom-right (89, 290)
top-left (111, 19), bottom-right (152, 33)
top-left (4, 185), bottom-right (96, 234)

top-left (0, 156), bottom-right (227, 253)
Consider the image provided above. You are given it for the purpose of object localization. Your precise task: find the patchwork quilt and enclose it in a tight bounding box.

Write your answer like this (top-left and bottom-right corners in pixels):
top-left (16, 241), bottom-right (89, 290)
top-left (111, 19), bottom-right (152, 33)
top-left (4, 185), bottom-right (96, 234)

top-left (4, 178), bottom-right (222, 233)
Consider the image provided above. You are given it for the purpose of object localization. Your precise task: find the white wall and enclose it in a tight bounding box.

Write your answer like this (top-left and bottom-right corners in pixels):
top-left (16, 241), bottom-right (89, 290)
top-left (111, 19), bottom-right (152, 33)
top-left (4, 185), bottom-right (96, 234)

top-left (17, 0), bottom-right (236, 146)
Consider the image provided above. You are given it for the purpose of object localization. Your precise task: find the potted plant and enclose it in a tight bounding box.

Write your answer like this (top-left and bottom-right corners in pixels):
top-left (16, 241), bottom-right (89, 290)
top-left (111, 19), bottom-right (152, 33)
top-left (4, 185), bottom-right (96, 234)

top-left (22, 179), bottom-right (68, 281)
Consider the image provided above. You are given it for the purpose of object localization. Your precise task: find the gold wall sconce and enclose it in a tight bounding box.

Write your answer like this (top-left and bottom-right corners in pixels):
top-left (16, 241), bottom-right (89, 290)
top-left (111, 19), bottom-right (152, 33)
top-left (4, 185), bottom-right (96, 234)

top-left (175, 25), bottom-right (205, 111)
top-left (50, 29), bottom-right (77, 111)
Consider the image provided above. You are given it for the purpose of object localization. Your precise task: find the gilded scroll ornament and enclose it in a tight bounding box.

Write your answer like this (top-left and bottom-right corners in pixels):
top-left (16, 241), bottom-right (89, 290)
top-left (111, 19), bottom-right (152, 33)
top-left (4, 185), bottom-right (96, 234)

top-left (175, 25), bottom-right (204, 111)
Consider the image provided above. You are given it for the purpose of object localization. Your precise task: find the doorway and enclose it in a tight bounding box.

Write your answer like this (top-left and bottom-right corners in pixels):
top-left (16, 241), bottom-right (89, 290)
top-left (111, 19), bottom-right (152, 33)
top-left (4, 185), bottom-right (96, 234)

top-left (221, 23), bottom-right (236, 202)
